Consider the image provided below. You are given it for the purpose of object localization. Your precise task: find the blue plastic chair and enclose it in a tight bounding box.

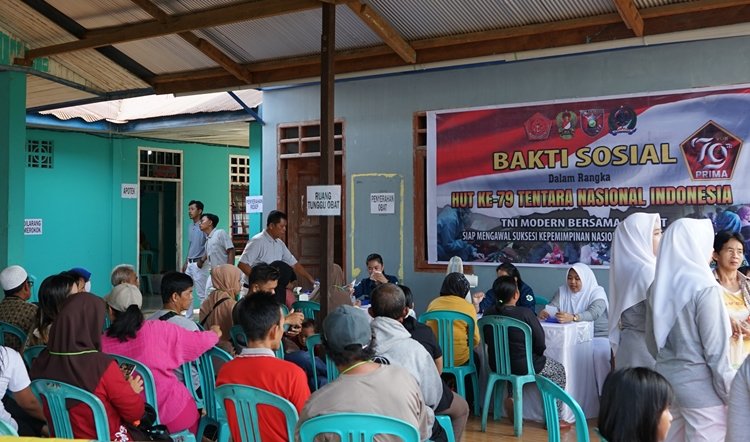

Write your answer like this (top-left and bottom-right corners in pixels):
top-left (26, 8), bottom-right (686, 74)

top-left (536, 374), bottom-right (590, 442)
top-left (215, 383), bottom-right (298, 442)
top-left (110, 354), bottom-right (196, 442)
top-left (434, 414), bottom-right (455, 442)
top-left (31, 379), bottom-right (110, 440)
top-left (535, 296), bottom-right (552, 314)
top-left (0, 321), bottom-right (27, 349)
top-left (180, 347), bottom-right (232, 442)
top-left (0, 417), bottom-right (18, 436)
top-left (299, 412), bottom-right (419, 442)
top-left (419, 310), bottom-right (480, 415)
top-left (23, 345), bottom-right (46, 369)
top-left (305, 333), bottom-right (338, 389)
top-left (478, 315), bottom-right (537, 435)
top-left (291, 301), bottom-right (320, 320)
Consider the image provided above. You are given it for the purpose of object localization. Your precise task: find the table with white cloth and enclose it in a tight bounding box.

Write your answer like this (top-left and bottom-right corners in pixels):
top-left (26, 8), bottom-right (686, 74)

top-left (521, 321), bottom-right (600, 423)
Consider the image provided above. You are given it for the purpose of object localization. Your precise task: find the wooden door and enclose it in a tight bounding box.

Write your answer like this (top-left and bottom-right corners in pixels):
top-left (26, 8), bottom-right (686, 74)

top-left (281, 156), bottom-right (344, 289)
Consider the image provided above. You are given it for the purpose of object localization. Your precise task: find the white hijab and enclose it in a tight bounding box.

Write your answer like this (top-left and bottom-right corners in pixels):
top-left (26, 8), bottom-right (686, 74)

top-left (558, 262), bottom-right (608, 314)
top-left (649, 218), bottom-right (721, 350)
top-left (608, 213), bottom-right (660, 354)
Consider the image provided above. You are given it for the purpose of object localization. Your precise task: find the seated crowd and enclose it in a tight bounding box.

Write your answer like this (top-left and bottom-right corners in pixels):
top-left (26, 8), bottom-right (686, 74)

top-left (3, 211), bottom-right (750, 442)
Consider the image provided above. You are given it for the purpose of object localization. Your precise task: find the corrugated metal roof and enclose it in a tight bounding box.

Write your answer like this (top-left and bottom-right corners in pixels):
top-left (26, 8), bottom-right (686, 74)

top-left (26, 75), bottom-right (98, 109)
top-left (39, 88), bottom-right (262, 123)
top-left (637, 0), bottom-right (690, 7)
top-left (114, 35), bottom-right (219, 74)
top-left (46, 0), bottom-right (151, 27)
top-left (135, 121), bottom-right (251, 147)
top-left (152, 0), bottom-right (244, 15)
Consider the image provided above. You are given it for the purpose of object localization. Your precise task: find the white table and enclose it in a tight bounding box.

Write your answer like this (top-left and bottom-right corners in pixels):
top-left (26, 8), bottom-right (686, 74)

top-left (521, 321), bottom-right (600, 423)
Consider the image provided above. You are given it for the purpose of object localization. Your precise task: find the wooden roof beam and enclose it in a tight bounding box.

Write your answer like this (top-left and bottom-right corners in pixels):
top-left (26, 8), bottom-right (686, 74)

top-left (129, 0), bottom-right (253, 84)
top-left (613, 0), bottom-right (644, 36)
top-left (345, 0), bottom-right (416, 64)
top-left (19, 0), bottom-right (320, 61)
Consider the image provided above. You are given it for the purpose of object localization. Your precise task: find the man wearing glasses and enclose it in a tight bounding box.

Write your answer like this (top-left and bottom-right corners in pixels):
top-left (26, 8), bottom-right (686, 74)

top-left (0, 265), bottom-right (38, 352)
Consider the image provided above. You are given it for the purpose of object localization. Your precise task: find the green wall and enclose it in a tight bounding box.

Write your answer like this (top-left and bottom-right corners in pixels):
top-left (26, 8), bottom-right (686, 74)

top-left (23, 125), bottom-right (259, 299)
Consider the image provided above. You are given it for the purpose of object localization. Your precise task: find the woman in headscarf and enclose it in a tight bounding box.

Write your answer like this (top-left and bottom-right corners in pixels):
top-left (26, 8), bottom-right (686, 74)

top-left (647, 218), bottom-right (734, 442)
top-left (30, 293), bottom-right (144, 441)
top-left (199, 264), bottom-right (241, 354)
top-left (539, 262), bottom-right (610, 394)
top-left (101, 283), bottom-right (220, 435)
top-left (609, 212), bottom-right (662, 369)
top-left (425, 272), bottom-right (481, 366)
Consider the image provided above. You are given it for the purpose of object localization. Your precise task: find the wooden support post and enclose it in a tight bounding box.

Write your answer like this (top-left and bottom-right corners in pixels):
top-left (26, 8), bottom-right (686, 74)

top-left (318, 2), bottom-right (336, 322)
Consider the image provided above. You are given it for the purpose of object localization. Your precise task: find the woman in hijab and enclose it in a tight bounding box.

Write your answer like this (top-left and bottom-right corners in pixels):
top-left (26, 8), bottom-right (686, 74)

top-left (609, 212), bottom-right (662, 369)
top-left (647, 218), bottom-right (734, 441)
top-left (199, 264), bottom-right (241, 354)
top-left (426, 272), bottom-right (481, 366)
top-left (30, 293), bottom-right (144, 440)
top-left (539, 262), bottom-right (610, 394)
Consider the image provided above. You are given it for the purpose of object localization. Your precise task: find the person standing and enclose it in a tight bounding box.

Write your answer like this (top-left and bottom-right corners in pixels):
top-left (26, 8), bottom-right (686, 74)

top-left (647, 218), bottom-right (734, 442)
top-left (200, 213), bottom-right (235, 294)
top-left (238, 210), bottom-right (315, 292)
top-left (182, 200), bottom-right (208, 318)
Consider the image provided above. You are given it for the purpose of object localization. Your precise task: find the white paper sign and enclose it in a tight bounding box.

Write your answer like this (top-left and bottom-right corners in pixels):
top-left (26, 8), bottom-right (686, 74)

top-left (246, 196), bottom-right (263, 213)
top-left (121, 184), bottom-right (138, 199)
top-left (306, 185), bottom-right (341, 216)
top-left (370, 192), bottom-right (395, 214)
top-left (24, 219), bottom-right (43, 235)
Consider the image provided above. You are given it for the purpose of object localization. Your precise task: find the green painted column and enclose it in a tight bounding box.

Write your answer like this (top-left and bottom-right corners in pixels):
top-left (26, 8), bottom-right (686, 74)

top-left (249, 120), bottom-right (263, 235)
top-left (0, 71), bottom-right (26, 268)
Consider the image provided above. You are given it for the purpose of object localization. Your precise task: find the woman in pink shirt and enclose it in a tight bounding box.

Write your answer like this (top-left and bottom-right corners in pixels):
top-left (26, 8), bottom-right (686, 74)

top-left (101, 284), bottom-right (220, 434)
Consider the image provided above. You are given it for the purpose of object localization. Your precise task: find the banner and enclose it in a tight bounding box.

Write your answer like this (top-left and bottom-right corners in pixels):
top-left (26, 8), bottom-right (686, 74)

top-left (427, 85), bottom-right (750, 267)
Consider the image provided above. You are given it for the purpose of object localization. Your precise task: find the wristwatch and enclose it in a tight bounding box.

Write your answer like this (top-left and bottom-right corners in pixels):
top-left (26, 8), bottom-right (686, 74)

top-left (573, 314), bottom-right (579, 322)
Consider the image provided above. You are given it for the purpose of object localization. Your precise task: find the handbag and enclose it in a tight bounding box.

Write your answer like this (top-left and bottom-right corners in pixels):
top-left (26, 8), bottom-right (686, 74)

top-left (127, 403), bottom-right (172, 441)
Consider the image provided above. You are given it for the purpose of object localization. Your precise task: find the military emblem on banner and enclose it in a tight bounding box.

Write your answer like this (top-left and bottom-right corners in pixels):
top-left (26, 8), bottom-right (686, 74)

top-left (556, 110), bottom-right (577, 139)
top-left (524, 112), bottom-right (552, 141)
top-left (580, 109), bottom-right (604, 136)
top-left (679, 120), bottom-right (742, 180)
top-left (608, 105), bottom-right (637, 135)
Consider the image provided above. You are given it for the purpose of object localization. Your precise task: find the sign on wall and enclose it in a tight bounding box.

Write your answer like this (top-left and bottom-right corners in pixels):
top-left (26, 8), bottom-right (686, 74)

top-left (121, 184), bottom-right (138, 199)
top-left (246, 196), bottom-right (263, 214)
top-left (307, 185), bottom-right (341, 216)
top-left (427, 85), bottom-right (750, 267)
top-left (24, 219), bottom-right (43, 235)
top-left (370, 192), bottom-right (395, 214)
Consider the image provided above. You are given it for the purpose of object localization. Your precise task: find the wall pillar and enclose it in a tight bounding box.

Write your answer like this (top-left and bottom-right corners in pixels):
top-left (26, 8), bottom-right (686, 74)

top-left (0, 71), bottom-right (27, 268)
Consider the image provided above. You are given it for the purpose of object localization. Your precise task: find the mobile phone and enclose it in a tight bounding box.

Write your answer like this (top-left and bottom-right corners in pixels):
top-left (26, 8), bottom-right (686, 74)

top-left (119, 362), bottom-right (136, 379)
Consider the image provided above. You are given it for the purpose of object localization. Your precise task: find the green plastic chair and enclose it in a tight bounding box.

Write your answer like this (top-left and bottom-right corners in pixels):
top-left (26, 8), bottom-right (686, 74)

top-left (299, 412), bottom-right (420, 442)
top-left (215, 383), bottom-right (298, 442)
top-left (291, 301), bottom-right (320, 320)
top-left (23, 345), bottom-right (46, 369)
top-left (536, 374), bottom-right (590, 442)
top-left (478, 315), bottom-right (537, 435)
top-left (419, 310), bottom-right (480, 415)
top-left (31, 378), bottom-right (110, 440)
top-left (0, 321), bottom-right (27, 349)
top-left (110, 354), bottom-right (196, 442)
top-left (0, 417), bottom-right (19, 436)
top-left (179, 347), bottom-right (232, 442)
top-left (434, 414), bottom-right (455, 442)
top-left (305, 333), bottom-right (339, 389)
top-left (535, 296), bottom-right (552, 314)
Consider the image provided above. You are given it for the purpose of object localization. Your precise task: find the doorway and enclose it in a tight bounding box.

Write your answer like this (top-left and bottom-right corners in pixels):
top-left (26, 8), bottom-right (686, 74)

top-left (138, 148), bottom-right (182, 308)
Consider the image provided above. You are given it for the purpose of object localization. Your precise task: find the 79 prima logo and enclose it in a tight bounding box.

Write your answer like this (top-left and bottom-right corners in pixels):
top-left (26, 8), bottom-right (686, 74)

top-left (680, 121), bottom-right (742, 180)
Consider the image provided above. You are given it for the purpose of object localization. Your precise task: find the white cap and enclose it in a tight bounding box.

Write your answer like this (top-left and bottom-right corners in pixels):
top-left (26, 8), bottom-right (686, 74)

top-left (104, 283), bottom-right (143, 312)
top-left (0, 266), bottom-right (28, 291)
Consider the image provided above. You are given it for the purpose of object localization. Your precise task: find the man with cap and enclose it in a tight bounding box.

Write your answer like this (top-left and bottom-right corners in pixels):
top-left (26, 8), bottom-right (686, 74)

top-left (0, 265), bottom-right (38, 352)
top-left (294, 305), bottom-right (434, 442)
top-left (67, 267), bottom-right (91, 293)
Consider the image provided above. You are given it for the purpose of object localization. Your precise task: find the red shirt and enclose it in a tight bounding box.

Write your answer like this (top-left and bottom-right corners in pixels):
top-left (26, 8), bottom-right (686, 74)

top-left (217, 351), bottom-right (310, 442)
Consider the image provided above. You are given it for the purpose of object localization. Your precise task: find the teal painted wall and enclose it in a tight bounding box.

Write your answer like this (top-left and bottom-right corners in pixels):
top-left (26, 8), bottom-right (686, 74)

top-left (23, 127), bottom-right (255, 299)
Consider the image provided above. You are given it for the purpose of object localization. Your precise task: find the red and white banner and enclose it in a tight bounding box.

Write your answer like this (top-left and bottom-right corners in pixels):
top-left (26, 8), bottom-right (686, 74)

top-left (427, 85), bottom-right (750, 267)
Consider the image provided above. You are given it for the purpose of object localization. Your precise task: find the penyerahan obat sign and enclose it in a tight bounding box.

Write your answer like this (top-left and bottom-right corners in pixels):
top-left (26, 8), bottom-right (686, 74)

top-left (306, 185), bottom-right (341, 216)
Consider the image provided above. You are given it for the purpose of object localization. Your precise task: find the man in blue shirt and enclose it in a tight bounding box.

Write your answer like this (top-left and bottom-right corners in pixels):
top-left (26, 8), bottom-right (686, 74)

top-left (182, 199), bottom-right (208, 318)
top-left (352, 253), bottom-right (398, 302)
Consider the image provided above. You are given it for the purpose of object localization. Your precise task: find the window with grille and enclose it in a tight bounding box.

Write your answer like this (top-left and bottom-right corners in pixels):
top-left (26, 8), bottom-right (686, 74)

top-left (26, 140), bottom-right (53, 169)
top-left (230, 155), bottom-right (250, 253)
top-left (139, 149), bottom-right (181, 179)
